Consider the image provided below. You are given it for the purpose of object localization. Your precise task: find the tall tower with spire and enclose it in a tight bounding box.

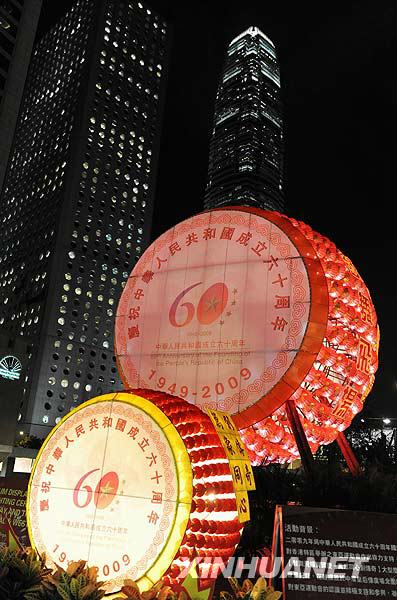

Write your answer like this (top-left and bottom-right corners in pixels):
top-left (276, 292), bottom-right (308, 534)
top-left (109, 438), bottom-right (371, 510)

top-left (205, 27), bottom-right (284, 212)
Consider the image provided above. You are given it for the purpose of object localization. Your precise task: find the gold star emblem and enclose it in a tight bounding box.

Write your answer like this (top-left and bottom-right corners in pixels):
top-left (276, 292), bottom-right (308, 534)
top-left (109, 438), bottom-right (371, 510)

top-left (205, 296), bottom-right (220, 312)
top-left (99, 481), bottom-right (114, 495)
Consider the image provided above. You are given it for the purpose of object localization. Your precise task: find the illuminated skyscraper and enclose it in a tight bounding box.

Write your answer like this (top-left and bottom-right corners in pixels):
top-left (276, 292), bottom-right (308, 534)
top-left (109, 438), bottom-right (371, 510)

top-left (0, 0), bottom-right (169, 437)
top-left (0, 0), bottom-right (42, 194)
top-left (205, 27), bottom-right (284, 212)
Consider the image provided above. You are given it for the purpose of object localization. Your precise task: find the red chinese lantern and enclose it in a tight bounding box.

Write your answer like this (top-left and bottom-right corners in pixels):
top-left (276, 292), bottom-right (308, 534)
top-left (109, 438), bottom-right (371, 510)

top-left (137, 389), bottom-right (242, 586)
top-left (115, 208), bottom-right (379, 465)
top-left (237, 213), bottom-right (379, 464)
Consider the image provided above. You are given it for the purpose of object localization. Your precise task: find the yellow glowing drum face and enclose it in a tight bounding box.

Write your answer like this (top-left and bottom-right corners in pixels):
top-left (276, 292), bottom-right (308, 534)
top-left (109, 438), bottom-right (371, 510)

top-left (27, 392), bottom-right (193, 594)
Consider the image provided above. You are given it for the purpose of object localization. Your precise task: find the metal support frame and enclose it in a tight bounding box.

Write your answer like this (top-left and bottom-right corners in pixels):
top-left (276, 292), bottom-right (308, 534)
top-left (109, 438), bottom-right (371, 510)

top-left (286, 399), bottom-right (315, 477)
top-left (336, 432), bottom-right (361, 476)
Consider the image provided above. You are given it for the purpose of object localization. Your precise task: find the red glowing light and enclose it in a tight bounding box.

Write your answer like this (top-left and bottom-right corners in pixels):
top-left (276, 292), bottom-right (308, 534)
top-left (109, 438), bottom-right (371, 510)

top-left (115, 208), bottom-right (379, 464)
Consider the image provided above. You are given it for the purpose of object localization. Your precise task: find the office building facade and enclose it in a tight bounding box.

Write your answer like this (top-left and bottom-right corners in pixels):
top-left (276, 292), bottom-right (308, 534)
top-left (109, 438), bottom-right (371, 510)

top-left (205, 27), bottom-right (284, 212)
top-left (0, 0), bottom-right (169, 437)
top-left (0, 0), bottom-right (42, 194)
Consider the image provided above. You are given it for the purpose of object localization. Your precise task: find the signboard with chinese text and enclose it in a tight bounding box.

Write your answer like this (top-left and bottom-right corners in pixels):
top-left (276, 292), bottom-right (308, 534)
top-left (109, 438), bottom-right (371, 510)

top-left (206, 408), bottom-right (255, 523)
top-left (27, 392), bottom-right (193, 594)
top-left (272, 505), bottom-right (397, 599)
top-left (115, 209), bottom-right (323, 430)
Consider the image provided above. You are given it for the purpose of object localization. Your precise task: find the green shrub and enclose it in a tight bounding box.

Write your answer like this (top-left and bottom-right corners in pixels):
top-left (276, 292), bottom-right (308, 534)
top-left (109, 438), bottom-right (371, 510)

top-left (0, 547), bottom-right (51, 600)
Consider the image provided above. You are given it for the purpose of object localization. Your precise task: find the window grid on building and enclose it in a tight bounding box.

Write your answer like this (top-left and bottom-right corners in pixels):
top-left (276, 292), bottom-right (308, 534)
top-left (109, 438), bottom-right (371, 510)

top-left (0, 0), bottom-right (169, 435)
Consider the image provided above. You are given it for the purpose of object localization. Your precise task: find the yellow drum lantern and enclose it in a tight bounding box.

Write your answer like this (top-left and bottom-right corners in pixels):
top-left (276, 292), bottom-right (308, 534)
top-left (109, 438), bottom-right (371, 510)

top-left (27, 390), bottom-right (243, 594)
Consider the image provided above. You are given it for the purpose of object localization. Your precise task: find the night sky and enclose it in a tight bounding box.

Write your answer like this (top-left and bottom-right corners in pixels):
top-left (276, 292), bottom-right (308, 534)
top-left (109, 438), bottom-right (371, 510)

top-left (38, 0), bottom-right (397, 417)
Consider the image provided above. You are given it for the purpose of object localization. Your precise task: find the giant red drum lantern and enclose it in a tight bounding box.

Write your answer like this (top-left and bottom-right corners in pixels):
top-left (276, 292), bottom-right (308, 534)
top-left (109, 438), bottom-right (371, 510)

top-left (115, 208), bottom-right (379, 464)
